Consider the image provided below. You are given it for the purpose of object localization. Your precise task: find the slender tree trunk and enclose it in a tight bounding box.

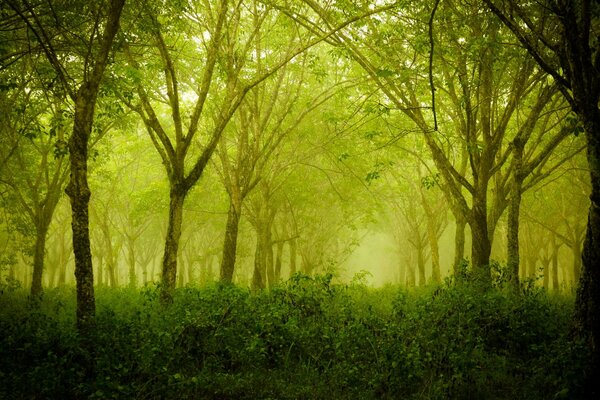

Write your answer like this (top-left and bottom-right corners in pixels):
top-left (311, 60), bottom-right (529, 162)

top-left (265, 229), bottom-right (275, 287)
top-left (160, 188), bottom-right (186, 303)
top-left (470, 195), bottom-right (492, 284)
top-left (542, 256), bottom-right (550, 290)
top-left (128, 238), bottom-right (136, 287)
top-left (406, 263), bottom-right (416, 287)
top-left (220, 199), bottom-right (241, 283)
top-left (274, 241), bottom-right (284, 283)
top-left (551, 237), bottom-right (560, 292)
top-left (417, 247), bottom-right (426, 286)
top-left (289, 239), bottom-right (297, 278)
top-left (30, 220), bottom-right (50, 296)
top-left (424, 216), bottom-right (440, 283)
top-left (453, 215), bottom-right (466, 275)
top-left (507, 143), bottom-right (524, 290)
top-left (141, 261), bottom-right (148, 285)
top-left (527, 254), bottom-right (537, 281)
top-left (97, 254), bottom-right (104, 286)
top-left (252, 234), bottom-right (265, 290)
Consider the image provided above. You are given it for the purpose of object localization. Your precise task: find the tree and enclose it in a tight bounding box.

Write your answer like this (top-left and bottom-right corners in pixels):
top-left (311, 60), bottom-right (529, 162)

top-left (0, 80), bottom-right (69, 296)
top-left (294, 0), bottom-right (571, 285)
top-left (482, 0), bottom-right (600, 393)
top-left (5, 0), bottom-right (126, 330)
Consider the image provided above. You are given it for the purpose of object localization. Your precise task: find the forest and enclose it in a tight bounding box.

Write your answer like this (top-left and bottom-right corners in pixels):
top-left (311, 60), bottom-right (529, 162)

top-left (0, 0), bottom-right (598, 398)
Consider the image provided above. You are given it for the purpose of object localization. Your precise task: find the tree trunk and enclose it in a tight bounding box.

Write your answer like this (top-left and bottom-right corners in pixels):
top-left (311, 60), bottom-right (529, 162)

top-left (252, 234), bottom-right (265, 290)
top-left (160, 188), bottom-right (186, 303)
top-left (265, 229), bottom-right (275, 287)
top-left (542, 256), bottom-right (550, 290)
top-left (417, 248), bottom-right (426, 286)
top-left (406, 263), bottom-right (416, 287)
top-left (424, 214), bottom-right (440, 283)
top-left (128, 238), bottom-right (136, 287)
top-left (453, 215), bottom-right (466, 275)
top-left (574, 112), bottom-right (600, 394)
top-left (551, 237), bottom-right (560, 292)
top-left (289, 238), bottom-right (297, 278)
top-left (220, 199), bottom-right (241, 283)
top-left (66, 86), bottom-right (96, 331)
top-left (470, 196), bottom-right (492, 284)
top-left (507, 143), bottom-right (524, 290)
top-left (274, 241), bottom-right (284, 283)
top-left (30, 220), bottom-right (50, 296)
top-left (572, 242), bottom-right (582, 285)
top-left (97, 254), bottom-right (104, 286)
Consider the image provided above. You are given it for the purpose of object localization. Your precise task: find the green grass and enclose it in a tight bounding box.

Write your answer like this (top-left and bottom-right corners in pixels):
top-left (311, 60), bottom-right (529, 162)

top-left (0, 275), bottom-right (587, 399)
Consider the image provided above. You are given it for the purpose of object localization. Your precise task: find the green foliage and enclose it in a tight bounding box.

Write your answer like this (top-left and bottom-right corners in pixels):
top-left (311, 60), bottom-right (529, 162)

top-left (0, 277), bottom-right (587, 399)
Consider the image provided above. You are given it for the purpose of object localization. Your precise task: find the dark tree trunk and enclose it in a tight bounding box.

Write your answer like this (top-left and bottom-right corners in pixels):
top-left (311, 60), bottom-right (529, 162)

top-left (453, 215), bottom-right (466, 275)
top-left (575, 112), bottom-right (600, 394)
top-left (542, 256), bottom-right (550, 290)
top-left (220, 199), bottom-right (241, 283)
top-left (160, 188), bottom-right (186, 303)
top-left (470, 196), bottom-right (492, 284)
top-left (66, 85), bottom-right (96, 331)
top-left (507, 143), bottom-right (524, 290)
top-left (252, 234), bottom-right (265, 290)
top-left (30, 221), bottom-right (50, 296)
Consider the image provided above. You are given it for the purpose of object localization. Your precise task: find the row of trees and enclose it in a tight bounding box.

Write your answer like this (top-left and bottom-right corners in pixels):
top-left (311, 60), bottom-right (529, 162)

top-left (1, 0), bottom-right (598, 392)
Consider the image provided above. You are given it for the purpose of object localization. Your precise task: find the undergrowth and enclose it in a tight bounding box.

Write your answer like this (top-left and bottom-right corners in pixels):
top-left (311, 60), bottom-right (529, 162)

top-left (0, 274), bottom-right (587, 399)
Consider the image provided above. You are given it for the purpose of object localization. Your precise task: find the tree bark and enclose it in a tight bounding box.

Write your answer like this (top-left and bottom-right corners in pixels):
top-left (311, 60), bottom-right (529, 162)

top-left (30, 220), bottom-right (50, 296)
top-left (470, 194), bottom-right (492, 284)
top-left (574, 112), bottom-right (600, 393)
top-left (507, 141), bottom-right (524, 290)
top-left (127, 237), bottom-right (136, 287)
top-left (274, 241), bottom-right (284, 283)
top-left (551, 236), bottom-right (560, 292)
top-left (289, 238), bottom-right (297, 278)
top-left (220, 198), bottom-right (241, 283)
top-left (66, 85), bottom-right (96, 331)
top-left (453, 215), bottom-right (466, 275)
top-left (160, 188), bottom-right (185, 303)
top-left (252, 234), bottom-right (265, 290)
top-left (417, 248), bottom-right (426, 286)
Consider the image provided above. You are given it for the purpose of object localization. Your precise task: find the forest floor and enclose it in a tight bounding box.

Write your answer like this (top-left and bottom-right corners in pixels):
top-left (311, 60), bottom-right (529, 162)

top-left (0, 274), bottom-right (588, 399)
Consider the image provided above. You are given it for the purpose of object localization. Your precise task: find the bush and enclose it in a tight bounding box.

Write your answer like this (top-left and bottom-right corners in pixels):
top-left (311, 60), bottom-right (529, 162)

top-left (0, 276), bottom-right (587, 399)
